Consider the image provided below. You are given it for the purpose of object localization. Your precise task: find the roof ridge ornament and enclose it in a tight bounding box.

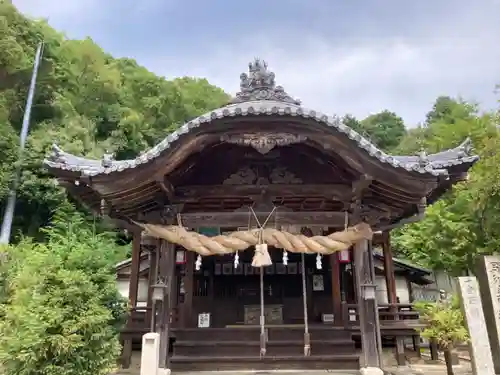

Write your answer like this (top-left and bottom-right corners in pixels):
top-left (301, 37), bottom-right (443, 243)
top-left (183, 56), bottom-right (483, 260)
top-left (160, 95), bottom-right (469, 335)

top-left (50, 144), bottom-right (66, 164)
top-left (417, 148), bottom-right (429, 167)
top-left (101, 151), bottom-right (115, 168)
top-left (457, 137), bottom-right (473, 158)
top-left (230, 59), bottom-right (301, 105)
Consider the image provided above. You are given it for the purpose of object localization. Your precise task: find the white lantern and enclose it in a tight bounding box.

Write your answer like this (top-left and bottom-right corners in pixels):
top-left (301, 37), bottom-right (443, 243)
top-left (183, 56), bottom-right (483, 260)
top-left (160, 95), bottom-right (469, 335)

top-left (361, 284), bottom-right (377, 300)
top-left (151, 279), bottom-right (168, 301)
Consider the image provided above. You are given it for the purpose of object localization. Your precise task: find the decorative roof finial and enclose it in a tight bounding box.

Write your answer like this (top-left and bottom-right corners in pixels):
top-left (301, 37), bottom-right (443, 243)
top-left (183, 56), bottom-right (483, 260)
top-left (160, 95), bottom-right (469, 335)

top-left (49, 144), bottom-right (67, 164)
top-left (230, 58), bottom-right (301, 105)
top-left (101, 151), bottom-right (115, 168)
top-left (457, 138), bottom-right (473, 158)
top-left (417, 148), bottom-right (429, 167)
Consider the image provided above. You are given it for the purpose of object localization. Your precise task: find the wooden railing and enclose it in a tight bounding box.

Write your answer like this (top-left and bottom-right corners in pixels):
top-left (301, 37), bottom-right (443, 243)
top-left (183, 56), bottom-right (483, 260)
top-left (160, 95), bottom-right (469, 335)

top-left (124, 303), bottom-right (421, 333)
top-left (341, 302), bottom-right (420, 329)
top-left (129, 306), bottom-right (152, 328)
top-left (125, 305), bottom-right (180, 332)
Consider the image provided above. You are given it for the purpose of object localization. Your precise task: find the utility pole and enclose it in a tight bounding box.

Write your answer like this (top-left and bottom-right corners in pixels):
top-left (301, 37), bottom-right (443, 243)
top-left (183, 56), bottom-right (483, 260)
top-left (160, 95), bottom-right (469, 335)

top-left (0, 42), bottom-right (44, 245)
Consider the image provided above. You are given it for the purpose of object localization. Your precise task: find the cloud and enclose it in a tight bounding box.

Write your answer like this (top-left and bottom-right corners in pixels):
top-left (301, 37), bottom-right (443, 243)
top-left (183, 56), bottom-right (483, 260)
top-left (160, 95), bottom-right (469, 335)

top-left (12, 0), bottom-right (500, 125)
top-left (147, 34), bottom-right (499, 125)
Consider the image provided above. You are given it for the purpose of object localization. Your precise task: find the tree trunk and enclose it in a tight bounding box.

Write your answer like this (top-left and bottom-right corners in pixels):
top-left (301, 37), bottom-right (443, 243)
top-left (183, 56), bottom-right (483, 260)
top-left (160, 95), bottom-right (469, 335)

top-left (443, 348), bottom-right (455, 375)
top-left (429, 339), bottom-right (439, 361)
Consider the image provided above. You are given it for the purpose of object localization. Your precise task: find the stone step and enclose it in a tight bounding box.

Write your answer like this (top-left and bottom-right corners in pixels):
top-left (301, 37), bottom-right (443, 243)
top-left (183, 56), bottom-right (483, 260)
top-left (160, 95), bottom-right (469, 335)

top-left (169, 354), bottom-right (360, 372)
top-left (173, 339), bottom-right (356, 356)
top-left (173, 328), bottom-right (261, 341)
top-left (268, 327), bottom-right (352, 341)
top-left (173, 327), bottom-right (353, 342)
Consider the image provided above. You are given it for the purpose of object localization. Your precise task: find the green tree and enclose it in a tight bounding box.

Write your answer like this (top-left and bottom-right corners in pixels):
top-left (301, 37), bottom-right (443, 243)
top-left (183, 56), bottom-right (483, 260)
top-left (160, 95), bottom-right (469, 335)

top-left (393, 191), bottom-right (481, 275)
top-left (360, 110), bottom-right (406, 152)
top-left (392, 97), bottom-right (500, 274)
top-left (342, 111), bottom-right (407, 152)
top-left (414, 296), bottom-right (469, 375)
top-left (0, 205), bottom-right (128, 375)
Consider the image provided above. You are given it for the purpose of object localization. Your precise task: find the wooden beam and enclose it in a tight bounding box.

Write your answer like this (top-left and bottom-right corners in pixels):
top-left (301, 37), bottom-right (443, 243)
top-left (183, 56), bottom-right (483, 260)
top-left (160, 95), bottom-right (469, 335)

top-left (175, 210), bottom-right (382, 227)
top-left (351, 174), bottom-right (373, 198)
top-left (174, 184), bottom-right (351, 201)
top-left (156, 176), bottom-right (175, 202)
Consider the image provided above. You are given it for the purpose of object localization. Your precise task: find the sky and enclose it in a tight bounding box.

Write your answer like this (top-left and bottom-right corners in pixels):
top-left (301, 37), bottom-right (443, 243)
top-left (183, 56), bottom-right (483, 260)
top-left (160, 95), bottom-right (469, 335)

top-left (12, 0), bottom-right (500, 126)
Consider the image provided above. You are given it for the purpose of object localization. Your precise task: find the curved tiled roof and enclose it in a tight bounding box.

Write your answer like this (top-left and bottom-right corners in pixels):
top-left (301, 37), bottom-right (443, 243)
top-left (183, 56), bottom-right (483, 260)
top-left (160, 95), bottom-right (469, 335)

top-left (44, 60), bottom-right (479, 178)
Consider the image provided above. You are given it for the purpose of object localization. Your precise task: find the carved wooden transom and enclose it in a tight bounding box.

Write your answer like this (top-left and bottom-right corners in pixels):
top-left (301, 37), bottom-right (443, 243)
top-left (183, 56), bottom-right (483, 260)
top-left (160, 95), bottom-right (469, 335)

top-left (223, 167), bottom-right (303, 185)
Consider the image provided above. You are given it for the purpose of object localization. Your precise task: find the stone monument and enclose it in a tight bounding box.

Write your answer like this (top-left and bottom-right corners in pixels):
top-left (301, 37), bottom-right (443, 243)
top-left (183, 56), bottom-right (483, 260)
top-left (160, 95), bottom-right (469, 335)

top-left (476, 255), bottom-right (500, 373)
top-left (457, 276), bottom-right (495, 375)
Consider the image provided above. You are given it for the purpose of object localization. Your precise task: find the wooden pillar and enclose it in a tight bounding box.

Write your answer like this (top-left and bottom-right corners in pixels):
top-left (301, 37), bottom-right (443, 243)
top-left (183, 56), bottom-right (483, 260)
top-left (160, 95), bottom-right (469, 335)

top-left (354, 239), bottom-right (381, 369)
top-left (158, 239), bottom-right (175, 368)
top-left (171, 261), bottom-right (179, 328)
top-left (382, 231), bottom-right (397, 307)
top-left (382, 232), bottom-right (406, 365)
top-left (181, 251), bottom-right (195, 327)
top-left (329, 254), bottom-right (343, 325)
top-left (121, 231), bottom-right (141, 368)
top-left (129, 233), bottom-right (142, 309)
top-left (146, 246), bottom-right (158, 330)
top-left (350, 248), bottom-right (357, 303)
top-left (209, 260), bottom-right (215, 301)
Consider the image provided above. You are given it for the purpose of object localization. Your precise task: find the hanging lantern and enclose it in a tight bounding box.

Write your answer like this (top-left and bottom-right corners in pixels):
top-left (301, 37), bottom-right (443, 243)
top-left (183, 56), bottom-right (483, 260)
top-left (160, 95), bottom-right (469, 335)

top-left (151, 278), bottom-right (168, 301)
top-left (361, 284), bottom-right (377, 300)
top-left (175, 250), bottom-right (186, 264)
top-left (338, 250), bottom-right (351, 264)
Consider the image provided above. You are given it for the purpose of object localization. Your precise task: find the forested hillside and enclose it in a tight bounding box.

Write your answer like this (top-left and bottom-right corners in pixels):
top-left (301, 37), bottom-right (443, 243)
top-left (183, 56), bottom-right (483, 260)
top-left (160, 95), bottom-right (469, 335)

top-left (0, 2), bottom-right (229, 240)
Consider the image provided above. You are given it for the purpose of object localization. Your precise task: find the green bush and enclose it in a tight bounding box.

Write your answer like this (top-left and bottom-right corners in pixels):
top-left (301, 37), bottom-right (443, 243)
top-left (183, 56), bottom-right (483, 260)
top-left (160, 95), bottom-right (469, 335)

top-left (414, 295), bottom-right (469, 350)
top-left (0, 206), bottom-right (128, 375)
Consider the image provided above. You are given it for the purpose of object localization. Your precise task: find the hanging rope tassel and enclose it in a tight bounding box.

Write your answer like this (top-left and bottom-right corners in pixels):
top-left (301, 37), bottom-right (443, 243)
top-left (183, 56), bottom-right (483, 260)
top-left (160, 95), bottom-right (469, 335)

top-left (234, 251), bottom-right (239, 268)
top-left (195, 254), bottom-right (202, 271)
top-left (253, 243), bottom-right (272, 267)
top-left (315, 253), bottom-right (322, 270)
top-left (301, 253), bottom-right (311, 356)
top-left (250, 206), bottom-right (276, 268)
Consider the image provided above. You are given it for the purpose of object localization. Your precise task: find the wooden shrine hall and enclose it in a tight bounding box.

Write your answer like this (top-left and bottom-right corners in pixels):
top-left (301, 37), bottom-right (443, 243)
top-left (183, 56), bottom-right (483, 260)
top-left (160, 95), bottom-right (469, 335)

top-left (44, 59), bottom-right (478, 373)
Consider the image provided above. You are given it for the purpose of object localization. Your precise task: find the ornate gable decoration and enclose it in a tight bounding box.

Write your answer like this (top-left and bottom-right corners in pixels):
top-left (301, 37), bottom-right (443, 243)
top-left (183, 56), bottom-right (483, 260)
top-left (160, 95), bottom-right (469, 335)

top-left (221, 133), bottom-right (306, 155)
top-left (230, 59), bottom-right (301, 105)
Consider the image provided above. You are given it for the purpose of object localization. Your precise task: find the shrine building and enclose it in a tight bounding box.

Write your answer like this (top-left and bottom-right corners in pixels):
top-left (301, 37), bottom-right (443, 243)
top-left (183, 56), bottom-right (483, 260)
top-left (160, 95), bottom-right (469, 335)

top-left (44, 59), bottom-right (478, 373)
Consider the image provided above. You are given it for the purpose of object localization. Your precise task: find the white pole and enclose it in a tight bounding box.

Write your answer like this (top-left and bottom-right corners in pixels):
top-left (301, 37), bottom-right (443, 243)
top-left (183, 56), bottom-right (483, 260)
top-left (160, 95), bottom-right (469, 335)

top-left (0, 42), bottom-right (44, 244)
